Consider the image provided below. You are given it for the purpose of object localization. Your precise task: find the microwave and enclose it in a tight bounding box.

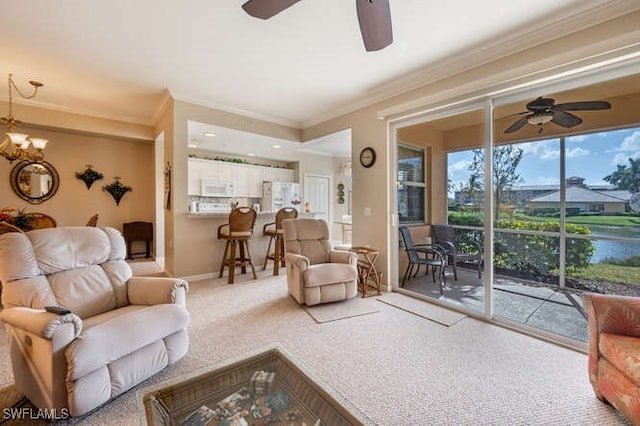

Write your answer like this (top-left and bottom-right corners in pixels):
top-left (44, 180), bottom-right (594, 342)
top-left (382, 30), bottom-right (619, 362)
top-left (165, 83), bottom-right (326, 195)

top-left (200, 179), bottom-right (235, 197)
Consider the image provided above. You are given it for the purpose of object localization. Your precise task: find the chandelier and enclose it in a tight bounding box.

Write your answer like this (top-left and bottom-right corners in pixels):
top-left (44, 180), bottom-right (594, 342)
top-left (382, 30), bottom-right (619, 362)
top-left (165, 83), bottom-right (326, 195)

top-left (0, 73), bottom-right (48, 162)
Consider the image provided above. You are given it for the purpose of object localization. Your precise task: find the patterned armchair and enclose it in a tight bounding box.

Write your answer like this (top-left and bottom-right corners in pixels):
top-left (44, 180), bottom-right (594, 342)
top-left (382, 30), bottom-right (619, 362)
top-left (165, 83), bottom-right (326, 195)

top-left (582, 292), bottom-right (640, 424)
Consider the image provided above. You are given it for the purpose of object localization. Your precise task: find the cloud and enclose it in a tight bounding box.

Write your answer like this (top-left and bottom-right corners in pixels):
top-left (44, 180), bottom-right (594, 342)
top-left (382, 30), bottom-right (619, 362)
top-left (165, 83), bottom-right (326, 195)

top-left (537, 176), bottom-right (559, 185)
top-left (448, 159), bottom-right (472, 174)
top-left (520, 140), bottom-right (560, 160)
top-left (566, 147), bottom-right (589, 158)
top-left (611, 151), bottom-right (640, 165)
top-left (618, 131), bottom-right (640, 151)
top-left (567, 134), bottom-right (589, 142)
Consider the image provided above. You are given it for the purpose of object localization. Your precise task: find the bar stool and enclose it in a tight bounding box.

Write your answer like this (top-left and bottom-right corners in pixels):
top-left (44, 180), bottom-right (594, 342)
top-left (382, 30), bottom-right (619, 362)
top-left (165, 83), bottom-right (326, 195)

top-left (217, 207), bottom-right (257, 284)
top-left (262, 207), bottom-right (298, 275)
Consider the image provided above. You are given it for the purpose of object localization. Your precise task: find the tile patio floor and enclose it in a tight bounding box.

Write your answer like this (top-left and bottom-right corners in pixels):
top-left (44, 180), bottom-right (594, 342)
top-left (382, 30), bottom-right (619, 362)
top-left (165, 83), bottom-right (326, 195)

top-left (401, 266), bottom-right (588, 342)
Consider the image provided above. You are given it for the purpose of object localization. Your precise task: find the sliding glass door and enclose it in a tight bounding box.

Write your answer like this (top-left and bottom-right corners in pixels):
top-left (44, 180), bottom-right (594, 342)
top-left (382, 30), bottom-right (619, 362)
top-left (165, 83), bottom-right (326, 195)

top-left (393, 71), bottom-right (640, 347)
top-left (395, 107), bottom-right (486, 316)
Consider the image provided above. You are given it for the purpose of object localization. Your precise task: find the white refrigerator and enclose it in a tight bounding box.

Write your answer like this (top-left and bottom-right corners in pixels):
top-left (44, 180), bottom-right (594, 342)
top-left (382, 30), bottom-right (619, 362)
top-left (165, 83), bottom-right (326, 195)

top-left (261, 182), bottom-right (301, 213)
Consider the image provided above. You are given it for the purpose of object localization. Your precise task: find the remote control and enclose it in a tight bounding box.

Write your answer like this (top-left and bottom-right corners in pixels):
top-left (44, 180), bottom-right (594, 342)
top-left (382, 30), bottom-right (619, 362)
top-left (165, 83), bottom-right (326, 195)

top-left (44, 306), bottom-right (71, 315)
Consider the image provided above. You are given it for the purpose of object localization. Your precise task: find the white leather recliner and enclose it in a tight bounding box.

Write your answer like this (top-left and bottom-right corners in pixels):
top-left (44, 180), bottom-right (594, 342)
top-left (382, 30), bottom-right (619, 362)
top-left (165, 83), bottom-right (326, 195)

top-left (0, 226), bottom-right (189, 417)
top-left (283, 218), bottom-right (358, 306)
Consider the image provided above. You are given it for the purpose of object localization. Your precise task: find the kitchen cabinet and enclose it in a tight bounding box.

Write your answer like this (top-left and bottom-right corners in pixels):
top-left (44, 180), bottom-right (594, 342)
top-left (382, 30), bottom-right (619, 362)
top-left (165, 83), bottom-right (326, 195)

top-left (234, 164), bottom-right (250, 197)
top-left (265, 167), bottom-right (295, 184)
top-left (235, 164), bottom-right (266, 197)
top-left (188, 158), bottom-right (293, 198)
top-left (248, 166), bottom-right (265, 197)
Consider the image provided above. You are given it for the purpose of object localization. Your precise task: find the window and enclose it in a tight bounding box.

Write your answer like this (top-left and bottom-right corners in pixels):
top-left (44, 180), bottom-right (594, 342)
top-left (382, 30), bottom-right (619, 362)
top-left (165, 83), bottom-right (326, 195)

top-left (398, 143), bottom-right (425, 223)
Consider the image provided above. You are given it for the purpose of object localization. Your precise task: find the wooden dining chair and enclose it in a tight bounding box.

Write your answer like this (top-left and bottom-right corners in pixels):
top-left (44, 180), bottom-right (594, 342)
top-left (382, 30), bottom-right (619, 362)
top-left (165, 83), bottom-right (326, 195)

top-left (217, 207), bottom-right (258, 284)
top-left (32, 213), bottom-right (57, 229)
top-left (262, 207), bottom-right (298, 275)
top-left (86, 213), bottom-right (99, 227)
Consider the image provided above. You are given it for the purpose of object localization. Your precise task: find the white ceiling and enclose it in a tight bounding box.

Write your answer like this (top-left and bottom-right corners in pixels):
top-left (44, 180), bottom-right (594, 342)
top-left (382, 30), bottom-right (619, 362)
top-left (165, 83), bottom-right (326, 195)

top-left (188, 121), bottom-right (352, 159)
top-left (2, 0), bottom-right (632, 129)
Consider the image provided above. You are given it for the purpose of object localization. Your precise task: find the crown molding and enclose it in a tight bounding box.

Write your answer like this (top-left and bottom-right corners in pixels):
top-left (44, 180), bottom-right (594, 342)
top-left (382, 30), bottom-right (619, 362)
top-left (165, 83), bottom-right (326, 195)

top-left (0, 96), bottom-right (156, 127)
top-left (150, 89), bottom-right (174, 125)
top-left (170, 92), bottom-right (302, 129)
top-left (301, 0), bottom-right (640, 128)
top-left (378, 40), bottom-right (640, 122)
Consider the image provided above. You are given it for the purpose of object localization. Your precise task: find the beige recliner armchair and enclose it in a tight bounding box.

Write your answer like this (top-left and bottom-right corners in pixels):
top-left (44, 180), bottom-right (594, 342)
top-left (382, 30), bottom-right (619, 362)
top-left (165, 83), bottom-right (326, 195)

top-left (0, 226), bottom-right (189, 417)
top-left (283, 218), bottom-right (358, 306)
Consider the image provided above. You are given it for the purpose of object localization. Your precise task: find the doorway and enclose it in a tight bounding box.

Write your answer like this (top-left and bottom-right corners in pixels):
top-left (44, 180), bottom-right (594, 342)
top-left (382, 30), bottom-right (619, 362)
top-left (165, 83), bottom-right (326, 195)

top-left (304, 174), bottom-right (331, 224)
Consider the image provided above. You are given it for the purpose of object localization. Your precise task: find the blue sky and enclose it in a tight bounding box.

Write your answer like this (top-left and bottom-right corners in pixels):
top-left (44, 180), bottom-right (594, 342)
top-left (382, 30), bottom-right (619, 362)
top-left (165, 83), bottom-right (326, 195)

top-left (447, 126), bottom-right (640, 196)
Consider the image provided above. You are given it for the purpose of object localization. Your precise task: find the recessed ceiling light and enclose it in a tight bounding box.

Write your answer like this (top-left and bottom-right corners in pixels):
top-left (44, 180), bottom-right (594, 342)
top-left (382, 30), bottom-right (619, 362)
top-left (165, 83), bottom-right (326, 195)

top-left (188, 143), bottom-right (197, 148)
top-left (272, 144), bottom-right (281, 149)
top-left (203, 132), bottom-right (216, 137)
top-left (247, 153), bottom-right (256, 156)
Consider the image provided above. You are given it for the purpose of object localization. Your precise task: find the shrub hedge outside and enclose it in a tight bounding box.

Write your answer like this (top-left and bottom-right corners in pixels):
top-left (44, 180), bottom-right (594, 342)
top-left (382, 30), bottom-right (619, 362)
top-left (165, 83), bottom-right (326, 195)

top-left (447, 212), bottom-right (594, 276)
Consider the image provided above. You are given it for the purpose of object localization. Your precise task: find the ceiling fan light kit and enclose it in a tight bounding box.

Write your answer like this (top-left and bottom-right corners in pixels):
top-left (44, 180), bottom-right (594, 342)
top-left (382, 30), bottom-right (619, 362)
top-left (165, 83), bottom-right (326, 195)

top-left (504, 96), bottom-right (611, 134)
top-left (527, 113), bottom-right (554, 125)
top-left (242, 0), bottom-right (393, 52)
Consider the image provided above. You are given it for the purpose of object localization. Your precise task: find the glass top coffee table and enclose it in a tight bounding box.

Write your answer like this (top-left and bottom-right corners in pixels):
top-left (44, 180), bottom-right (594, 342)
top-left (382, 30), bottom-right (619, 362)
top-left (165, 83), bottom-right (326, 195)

top-left (138, 346), bottom-right (367, 425)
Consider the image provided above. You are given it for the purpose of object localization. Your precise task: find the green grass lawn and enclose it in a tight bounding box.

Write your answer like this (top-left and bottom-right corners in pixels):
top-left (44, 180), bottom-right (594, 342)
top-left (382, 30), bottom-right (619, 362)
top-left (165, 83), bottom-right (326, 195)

top-left (514, 213), bottom-right (640, 227)
top-left (568, 263), bottom-right (640, 286)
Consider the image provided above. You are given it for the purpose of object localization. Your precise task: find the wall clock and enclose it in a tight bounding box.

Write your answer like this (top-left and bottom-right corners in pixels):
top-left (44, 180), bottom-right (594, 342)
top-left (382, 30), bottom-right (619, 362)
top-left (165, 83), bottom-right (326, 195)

top-left (359, 147), bottom-right (376, 168)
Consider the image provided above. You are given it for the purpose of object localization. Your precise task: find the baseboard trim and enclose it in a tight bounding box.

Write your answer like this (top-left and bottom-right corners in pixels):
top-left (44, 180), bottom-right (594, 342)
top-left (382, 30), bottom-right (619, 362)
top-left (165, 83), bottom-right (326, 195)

top-left (179, 272), bottom-right (217, 282)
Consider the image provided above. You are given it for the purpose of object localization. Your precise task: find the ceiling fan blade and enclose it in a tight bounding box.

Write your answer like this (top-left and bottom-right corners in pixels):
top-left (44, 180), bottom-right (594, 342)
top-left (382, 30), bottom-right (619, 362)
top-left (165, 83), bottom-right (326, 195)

top-left (551, 110), bottom-right (582, 128)
top-left (242, 0), bottom-right (301, 19)
top-left (526, 97), bottom-right (555, 111)
top-left (504, 116), bottom-right (530, 134)
top-left (554, 100), bottom-right (611, 111)
top-left (356, 0), bottom-right (393, 51)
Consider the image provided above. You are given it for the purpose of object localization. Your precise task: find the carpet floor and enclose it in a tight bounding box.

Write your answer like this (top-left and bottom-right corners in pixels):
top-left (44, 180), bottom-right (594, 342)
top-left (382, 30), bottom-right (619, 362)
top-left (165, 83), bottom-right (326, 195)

top-left (0, 270), bottom-right (630, 425)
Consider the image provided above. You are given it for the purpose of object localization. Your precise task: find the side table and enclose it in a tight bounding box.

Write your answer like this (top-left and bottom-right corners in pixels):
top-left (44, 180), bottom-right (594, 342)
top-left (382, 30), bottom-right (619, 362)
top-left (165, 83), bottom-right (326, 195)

top-left (123, 221), bottom-right (153, 259)
top-left (349, 246), bottom-right (382, 297)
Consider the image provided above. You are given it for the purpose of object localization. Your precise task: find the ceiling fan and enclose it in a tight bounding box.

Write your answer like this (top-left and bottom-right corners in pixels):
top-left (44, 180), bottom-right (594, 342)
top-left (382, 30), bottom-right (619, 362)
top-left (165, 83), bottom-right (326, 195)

top-left (241, 0), bottom-right (393, 51)
top-left (504, 96), bottom-right (611, 134)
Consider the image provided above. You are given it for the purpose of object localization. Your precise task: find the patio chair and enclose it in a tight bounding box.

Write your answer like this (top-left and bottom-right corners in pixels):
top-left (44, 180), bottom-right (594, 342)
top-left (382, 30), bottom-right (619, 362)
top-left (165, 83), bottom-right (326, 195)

top-left (399, 226), bottom-right (447, 294)
top-left (432, 224), bottom-right (482, 280)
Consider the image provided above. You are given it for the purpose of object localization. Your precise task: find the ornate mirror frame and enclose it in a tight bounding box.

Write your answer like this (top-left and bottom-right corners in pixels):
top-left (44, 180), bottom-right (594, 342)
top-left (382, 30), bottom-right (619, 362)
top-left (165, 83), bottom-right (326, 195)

top-left (10, 160), bottom-right (60, 204)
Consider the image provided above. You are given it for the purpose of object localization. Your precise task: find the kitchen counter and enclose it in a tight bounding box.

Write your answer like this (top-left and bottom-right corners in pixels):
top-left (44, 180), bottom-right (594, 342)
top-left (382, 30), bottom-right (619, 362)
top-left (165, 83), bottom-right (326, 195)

top-left (187, 211), bottom-right (314, 219)
top-left (180, 211), bottom-right (320, 279)
top-left (187, 211), bottom-right (277, 219)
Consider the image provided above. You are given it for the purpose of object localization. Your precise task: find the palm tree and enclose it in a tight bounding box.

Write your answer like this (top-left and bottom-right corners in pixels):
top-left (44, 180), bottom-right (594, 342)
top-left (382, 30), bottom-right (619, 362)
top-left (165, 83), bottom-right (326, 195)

top-left (604, 157), bottom-right (640, 193)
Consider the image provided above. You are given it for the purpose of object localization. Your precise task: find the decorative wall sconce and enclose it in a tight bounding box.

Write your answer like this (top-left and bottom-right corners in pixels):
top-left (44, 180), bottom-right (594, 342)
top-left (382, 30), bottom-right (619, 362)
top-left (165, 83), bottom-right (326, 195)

top-left (75, 164), bottom-right (104, 189)
top-left (103, 176), bottom-right (132, 206)
top-left (164, 162), bottom-right (172, 210)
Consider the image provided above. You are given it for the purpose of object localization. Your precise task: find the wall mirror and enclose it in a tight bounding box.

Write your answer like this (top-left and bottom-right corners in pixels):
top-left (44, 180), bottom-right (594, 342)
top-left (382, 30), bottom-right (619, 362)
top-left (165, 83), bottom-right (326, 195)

top-left (10, 160), bottom-right (60, 204)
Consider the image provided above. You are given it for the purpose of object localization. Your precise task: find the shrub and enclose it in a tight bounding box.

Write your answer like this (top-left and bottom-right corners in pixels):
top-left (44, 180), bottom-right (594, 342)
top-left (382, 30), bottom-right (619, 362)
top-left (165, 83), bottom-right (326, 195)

top-left (494, 219), bottom-right (593, 275)
top-left (446, 213), bottom-right (595, 278)
top-left (601, 256), bottom-right (640, 267)
top-left (448, 211), bottom-right (483, 226)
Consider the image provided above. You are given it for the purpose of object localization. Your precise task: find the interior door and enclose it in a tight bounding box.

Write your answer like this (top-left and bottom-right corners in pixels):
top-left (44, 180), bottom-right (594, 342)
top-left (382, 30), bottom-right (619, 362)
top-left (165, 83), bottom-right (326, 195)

top-left (304, 174), bottom-right (330, 223)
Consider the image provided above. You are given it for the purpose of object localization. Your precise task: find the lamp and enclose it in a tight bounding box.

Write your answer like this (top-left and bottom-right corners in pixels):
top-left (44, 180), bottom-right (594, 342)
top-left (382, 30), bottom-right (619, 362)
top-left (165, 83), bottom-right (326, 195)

top-left (527, 113), bottom-right (554, 125)
top-left (0, 73), bottom-right (48, 162)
